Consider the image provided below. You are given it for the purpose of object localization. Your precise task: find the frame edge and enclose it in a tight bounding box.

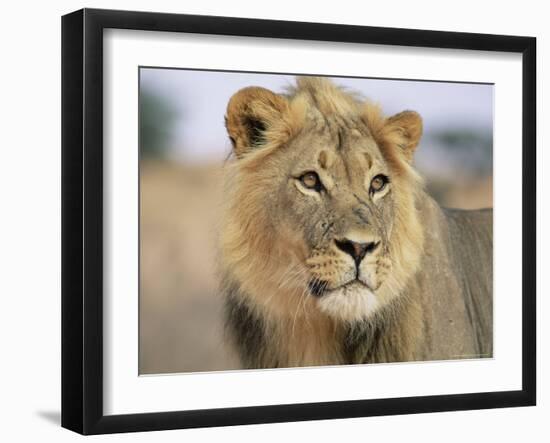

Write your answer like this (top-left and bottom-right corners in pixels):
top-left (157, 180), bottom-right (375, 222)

top-left (521, 36), bottom-right (537, 406)
top-left (61, 8), bottom-right (85, 435)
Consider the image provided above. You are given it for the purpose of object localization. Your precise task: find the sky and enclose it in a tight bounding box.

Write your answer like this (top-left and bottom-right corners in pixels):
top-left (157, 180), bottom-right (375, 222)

top-left (139, 68), bottom-right (493, 170)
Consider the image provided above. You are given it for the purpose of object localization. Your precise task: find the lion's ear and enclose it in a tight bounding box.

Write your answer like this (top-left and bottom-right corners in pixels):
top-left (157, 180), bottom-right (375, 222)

top-left (225, 86), bottom-right (292, 158)
top-left (383, 111), bottom-right (423, 162)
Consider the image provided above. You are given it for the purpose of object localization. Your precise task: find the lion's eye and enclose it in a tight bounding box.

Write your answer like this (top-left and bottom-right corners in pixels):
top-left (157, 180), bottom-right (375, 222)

top-left (300, 171), bottom-right (324, 192)
top-left (370, 174), bottom-right (389, 194)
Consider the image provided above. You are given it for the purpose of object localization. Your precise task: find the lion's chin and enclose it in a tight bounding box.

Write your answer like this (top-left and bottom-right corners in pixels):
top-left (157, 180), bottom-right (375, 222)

top-left (316, 281), bottom-right (380, 322)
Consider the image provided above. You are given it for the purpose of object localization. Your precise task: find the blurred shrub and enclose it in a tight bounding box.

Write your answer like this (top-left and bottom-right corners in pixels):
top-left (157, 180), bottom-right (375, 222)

top-left (139, 89), bottom-right (178, 159)
top-left (432, 128), bottom-right (493, 176)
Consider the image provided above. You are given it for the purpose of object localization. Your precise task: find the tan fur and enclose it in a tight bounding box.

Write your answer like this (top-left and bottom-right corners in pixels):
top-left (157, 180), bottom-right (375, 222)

top-left (220, 77), bottom-right (492, 368)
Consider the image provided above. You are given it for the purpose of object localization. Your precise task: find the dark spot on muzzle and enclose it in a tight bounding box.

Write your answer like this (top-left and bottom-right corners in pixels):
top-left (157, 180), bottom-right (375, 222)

top-left (308, 278), bottom-right (329, 297)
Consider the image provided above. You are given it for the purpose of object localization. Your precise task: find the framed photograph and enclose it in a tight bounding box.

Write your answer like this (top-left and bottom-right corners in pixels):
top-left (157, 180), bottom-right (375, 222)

top-left (61, 8), bottom-right (536, 435)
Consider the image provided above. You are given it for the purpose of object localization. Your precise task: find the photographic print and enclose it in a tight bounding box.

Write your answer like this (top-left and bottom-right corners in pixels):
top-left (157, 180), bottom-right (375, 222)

top-left (139, 69), bottom-right (493, 374)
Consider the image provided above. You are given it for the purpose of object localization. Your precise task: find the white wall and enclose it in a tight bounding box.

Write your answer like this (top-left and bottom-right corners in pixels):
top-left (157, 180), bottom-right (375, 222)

top-left (0, 0), bottom-right (546, 441)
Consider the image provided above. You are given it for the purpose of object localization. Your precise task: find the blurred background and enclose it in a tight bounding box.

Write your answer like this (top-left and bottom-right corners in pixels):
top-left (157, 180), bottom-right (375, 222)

top-left (139, 68), bottom-right (493, 375)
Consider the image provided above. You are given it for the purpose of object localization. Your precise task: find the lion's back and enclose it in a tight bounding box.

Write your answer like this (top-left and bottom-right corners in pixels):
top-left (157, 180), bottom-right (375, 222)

top-left (409, 202), bottom-right (493, 361)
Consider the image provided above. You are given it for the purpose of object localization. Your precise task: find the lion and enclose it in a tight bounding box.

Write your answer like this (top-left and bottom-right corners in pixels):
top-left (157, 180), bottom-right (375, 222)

top-left (219, 77), bottom-right (492, 369)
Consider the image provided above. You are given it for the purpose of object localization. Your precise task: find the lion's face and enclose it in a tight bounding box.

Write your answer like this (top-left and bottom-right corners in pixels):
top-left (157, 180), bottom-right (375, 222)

top-left (222, 78), bottom-right (424, 322)
top-left (271, 121), bottom-right (395, 319)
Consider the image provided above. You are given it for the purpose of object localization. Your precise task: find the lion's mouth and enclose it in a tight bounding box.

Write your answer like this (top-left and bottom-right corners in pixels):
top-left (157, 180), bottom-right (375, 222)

top-left (308, 278), bottom-right (370, 298)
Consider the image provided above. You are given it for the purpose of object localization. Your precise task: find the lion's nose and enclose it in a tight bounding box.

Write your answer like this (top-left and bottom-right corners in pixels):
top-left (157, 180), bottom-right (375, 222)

top-left (334, 238), bottom-right (379, 266)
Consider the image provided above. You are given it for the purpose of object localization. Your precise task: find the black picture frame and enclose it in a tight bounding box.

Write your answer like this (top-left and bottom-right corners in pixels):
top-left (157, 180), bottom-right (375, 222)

top-left (61, 8), bottom-right (537, 435)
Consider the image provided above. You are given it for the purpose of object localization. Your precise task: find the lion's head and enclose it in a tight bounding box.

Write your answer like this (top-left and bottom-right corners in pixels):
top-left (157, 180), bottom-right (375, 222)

top-left (221, 77), bottom-right (425, 323)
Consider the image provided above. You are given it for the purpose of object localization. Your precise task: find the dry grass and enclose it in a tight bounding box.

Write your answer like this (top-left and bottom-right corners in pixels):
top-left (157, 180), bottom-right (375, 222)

top-left (139, 160), bottom-right (239, 374)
